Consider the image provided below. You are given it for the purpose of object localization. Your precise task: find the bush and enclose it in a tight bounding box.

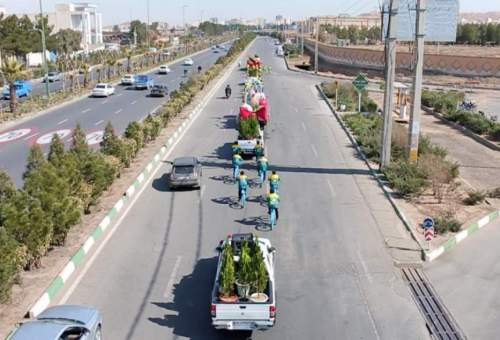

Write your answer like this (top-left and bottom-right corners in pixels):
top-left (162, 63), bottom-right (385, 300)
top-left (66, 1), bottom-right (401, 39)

top-left (488, 187), bottom-right (500, 198)
top-left (361, 96), bottom-right (378, 113)
top-left (463, 190), bottom-right (487, 205)
top-left (434, 211), bottom-right (461, 234)
top-left (488, 124), bottom-right (500, 141)
top-left (0, 229), bottom-right (23, 303)
top-left (239, 117), bottom-right (260, 139)
top-left (383, 161), bottom-right (427, 197)
top-left (124, 121), bottom-right (145, 150)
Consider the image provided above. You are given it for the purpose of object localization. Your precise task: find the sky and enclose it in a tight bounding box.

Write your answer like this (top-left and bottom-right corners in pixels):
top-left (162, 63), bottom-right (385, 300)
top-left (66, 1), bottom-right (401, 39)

top-left (0, 0), bottom-right (499, 26)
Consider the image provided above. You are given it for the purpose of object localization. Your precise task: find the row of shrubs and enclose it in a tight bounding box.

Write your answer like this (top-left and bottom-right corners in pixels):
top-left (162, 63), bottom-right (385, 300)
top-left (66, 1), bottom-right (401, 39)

top-left (422, 89), bottom-right (500, 141)
top-left (0, 32), bottom-right (256, 303)
top-left (321, 81), bottom-right (378, 113)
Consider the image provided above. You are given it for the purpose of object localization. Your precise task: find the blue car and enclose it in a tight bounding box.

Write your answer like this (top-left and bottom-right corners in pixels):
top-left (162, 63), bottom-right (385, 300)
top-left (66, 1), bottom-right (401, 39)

top-left (9, 305), bottom-right (102, 340)
top-left (134, 74), bottom-right (154, 90)
top-left (2, 80), bottom-right (32, 99)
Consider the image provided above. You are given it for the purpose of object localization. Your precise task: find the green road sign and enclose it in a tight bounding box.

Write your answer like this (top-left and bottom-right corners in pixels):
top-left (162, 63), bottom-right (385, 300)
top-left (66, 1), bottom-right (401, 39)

top-left (352, 74), bottom-right (368, 92)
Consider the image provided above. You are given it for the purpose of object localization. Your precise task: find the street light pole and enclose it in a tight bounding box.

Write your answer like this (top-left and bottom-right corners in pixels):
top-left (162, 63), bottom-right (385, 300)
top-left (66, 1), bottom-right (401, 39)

top-left (182, 5), bottom-right (188, 54)
top-left (314, 17), bottom-right (319, 74)
top-left (146, 0), bottom-right (150, 49)
top-left (39, 0), bottom-right (49, 99)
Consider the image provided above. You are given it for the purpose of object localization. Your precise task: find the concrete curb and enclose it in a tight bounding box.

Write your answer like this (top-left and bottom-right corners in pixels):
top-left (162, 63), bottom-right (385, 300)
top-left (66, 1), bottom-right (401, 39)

top-left (26, 37), bottom-right (255, 319)
top-left (316, 84), bottom-right (427, 261)
top-left (0, 40), bottom-right (232, 132)
top-left (425, 210), bottom-right (500, 261)
top-left (422, 106), bottom-right (500, 152)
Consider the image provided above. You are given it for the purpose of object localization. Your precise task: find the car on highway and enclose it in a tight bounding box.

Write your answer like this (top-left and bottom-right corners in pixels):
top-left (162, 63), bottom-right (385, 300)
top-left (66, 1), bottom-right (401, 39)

top-left (183, 58), bottom-right (194, 66)
top-left (121, 74), bottom-right (135, 86)
top-left (2, 80), bottom-right (32, 99)
top-left (9, 304), bottom-right (102, 340)
top-left (213, 49), bottom-right (220, 53)
top-left (158, 65), bottom-right (171, 74)
top-left (149, 84), bottom-right (168, 97)
top-left (43, 71), bottom-right (61, 82)
top-left (168, 156), bottom-right (202, 189)
top-left (91, 83), bottom-right (115, 97)
top-left (134, 74), bottom-right (154, 90)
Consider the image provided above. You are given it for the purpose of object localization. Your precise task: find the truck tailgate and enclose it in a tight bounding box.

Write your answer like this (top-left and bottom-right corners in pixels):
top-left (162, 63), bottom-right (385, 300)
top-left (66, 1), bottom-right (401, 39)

top-left (215, 303), bottom-right (270, 321)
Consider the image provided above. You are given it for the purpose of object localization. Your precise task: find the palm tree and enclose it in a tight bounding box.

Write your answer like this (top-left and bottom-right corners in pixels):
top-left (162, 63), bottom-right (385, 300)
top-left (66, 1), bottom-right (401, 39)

top-left (1, 59), bottom-right (27, 115)
top-left (80, 62), bottom-right (90, 88)
top-left (125, 48), bottom-right (133, 73)
top-left (56, 57), bottom-right (68, 92)
top-left (106, 56), bottom-right (117, 81)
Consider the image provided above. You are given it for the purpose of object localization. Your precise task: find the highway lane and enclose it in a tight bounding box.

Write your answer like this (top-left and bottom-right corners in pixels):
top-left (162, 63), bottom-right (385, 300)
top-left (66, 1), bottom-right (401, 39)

top-left (55, 37), bottom-right (429, 339)
top-left (0, 44), bottom-right (230, 185)
top-left (425, 218), bottom-right (500, 339)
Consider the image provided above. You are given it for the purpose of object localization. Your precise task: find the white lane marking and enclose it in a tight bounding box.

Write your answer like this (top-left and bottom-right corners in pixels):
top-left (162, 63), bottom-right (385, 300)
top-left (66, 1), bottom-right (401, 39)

top-left (116, 93), bottom-right (123, 97)
top-left (163, 256), bottom-right (182, 299)
top-left (311, 144), bottom-right (318, 158)
top-left (94, 120), bottom-right (104, 126)
top-left (200, 185), bottom-right (206, 200)
top-left (356, 250), bottom-right (373, 284)
top-left (131, 100), bottom-right (137, 105)
top-left (57, 118), bottom-right (69, 125)
top-left (301, 122), bottom-right (306, 131)
top-left (327, 180), bottom-right (335, 197)
top-left (81, 108), bottom-right (91, 113)
top-left (23, 132), bottom-right (40, 140)
top-left (58, 40), bottom-right (246, 305)
top-left (114, 108), bottom-right (123, 114)
top-left (101, 100), bottom-right (108, 104)
top-left (150, 104), bottom-right (162, 115)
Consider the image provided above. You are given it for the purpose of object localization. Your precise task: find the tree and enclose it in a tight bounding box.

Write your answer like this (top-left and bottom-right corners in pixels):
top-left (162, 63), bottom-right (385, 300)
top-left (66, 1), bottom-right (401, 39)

top-left (124, 121), bottom-right (145, 150)
top-left (0, 15), bottom-right (38, 57)
top-left (23, 144), bottom-right (46, 180)
top-left (124, 48), bottom-right (134, 73)
top-left (54, 29), bottom-right (81, 55)
top-left (0, 170), bottom-right (16, 226)
top-left (48, 133), bottom-right (65, 165)
top-left (71, 123), bottom-right (89, 159)
top-left (1, 59), bottom-right (28, 114)
top-left (129, 20), bottom-right (148, 45)
top-left (106, 55), bottom-right (117, 80)
top-left (0, 228), bottom-right (22, 303)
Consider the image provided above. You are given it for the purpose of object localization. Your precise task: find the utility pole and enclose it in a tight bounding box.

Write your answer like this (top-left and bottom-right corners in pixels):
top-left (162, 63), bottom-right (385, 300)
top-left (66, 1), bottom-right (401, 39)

top-left (380, 0), bottom-right (399, 168)
top-left (408, 0), bottom-right (426, 162)
top-left (146, 0), bottom-right (150, 49)
top-left (300, 19), bottom-right (304, 55)
top-left (314, 17), bottom-right (319, 74)
top-left (38, 0), bottom-right (49, 99)
top-left (182, 5), bottom-right (188, 54)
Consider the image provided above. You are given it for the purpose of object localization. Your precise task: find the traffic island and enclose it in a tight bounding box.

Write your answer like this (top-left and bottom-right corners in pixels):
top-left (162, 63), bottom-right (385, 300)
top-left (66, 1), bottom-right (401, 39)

top-left (317, 82), bottom-right (498, 263)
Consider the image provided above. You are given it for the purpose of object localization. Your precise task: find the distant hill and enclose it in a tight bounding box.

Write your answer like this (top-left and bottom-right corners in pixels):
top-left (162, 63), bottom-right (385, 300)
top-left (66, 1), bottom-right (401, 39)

top-left (460, 12), bottom-right (500, 23)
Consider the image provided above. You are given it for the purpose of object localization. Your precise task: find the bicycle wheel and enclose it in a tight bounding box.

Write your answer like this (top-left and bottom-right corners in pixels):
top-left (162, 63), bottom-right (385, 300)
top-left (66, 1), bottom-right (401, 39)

top-left (270, 209), bottom-right (276, 230)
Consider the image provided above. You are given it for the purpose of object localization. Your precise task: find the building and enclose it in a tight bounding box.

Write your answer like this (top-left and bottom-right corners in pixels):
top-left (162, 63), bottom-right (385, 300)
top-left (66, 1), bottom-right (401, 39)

top-left (50, 3), bottom-right (103, 52)
top-left (314, 14), bottom-right (381, 29)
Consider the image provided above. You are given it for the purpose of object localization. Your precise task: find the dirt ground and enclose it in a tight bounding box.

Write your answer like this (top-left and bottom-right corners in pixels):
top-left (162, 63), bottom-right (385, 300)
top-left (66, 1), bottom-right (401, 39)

top-left (0, 65), bottom-right (226, 339)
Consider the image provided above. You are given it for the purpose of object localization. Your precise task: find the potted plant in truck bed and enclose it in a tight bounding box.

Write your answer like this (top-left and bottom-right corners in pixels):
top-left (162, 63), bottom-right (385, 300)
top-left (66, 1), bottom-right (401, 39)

top-left (249, 238), bottom-right (269, 303)
top-left (235, 241), bottom-right (252, 299)
top-left (219, 242), bottom-right (238, 302)
top-left (238, 116), bottom-right (260, 139)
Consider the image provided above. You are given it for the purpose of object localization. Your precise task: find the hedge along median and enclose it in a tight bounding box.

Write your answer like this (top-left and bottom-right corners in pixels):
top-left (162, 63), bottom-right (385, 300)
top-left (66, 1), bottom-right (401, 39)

top-left (0, 32), bottom-right (256, 312)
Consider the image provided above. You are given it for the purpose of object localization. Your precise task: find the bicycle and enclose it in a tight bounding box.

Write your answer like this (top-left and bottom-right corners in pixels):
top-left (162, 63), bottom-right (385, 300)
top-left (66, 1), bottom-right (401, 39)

top-left (239, 187), bottom-right (247, 207)
top-left (270, 181), bottom-right (279, 193)
top-left (269, 206), bottom-right (277, 230)
top-left (232, 165), bottom-right (240, 181)
top-left (257, 169), bottom-right (265, 188)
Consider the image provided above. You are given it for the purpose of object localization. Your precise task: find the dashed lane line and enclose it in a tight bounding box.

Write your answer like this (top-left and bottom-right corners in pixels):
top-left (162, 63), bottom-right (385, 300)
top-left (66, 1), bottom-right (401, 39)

top-left (114, 108), bottom-right (123, 114)
top-left (81, 108), bottom-right (91, 113)
top-left (57, 118), bottom-right (69, 125)
top-left (95, 120), bottom-right (104, 126)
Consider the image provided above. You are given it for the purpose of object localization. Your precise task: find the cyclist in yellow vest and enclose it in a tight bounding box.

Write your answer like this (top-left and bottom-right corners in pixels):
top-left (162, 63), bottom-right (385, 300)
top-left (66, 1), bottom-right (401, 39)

top-left (232, 153), bottom-right (243, 179)
top-left (269, 171), bottom-right (280, 192)
top-left (267, 188), bottom-right (280, 221)
top-left (238, 170), bottom-right (248, 201)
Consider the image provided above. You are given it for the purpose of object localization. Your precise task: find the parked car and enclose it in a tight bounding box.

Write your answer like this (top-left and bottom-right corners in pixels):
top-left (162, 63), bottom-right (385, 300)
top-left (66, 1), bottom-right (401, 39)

top-left (168, 156), bottom-right (202, 189)
top-left (158, 65), bottom-right (171, 74)
top-left (134, 74), bottom-right (154, 90)
top-left (91, 83), bottom-right (115, 97)
top-left (183, 58), bottom-right (194, 66)
top-left (2, 80), bottom-right (32, 99)
top-left (9, 305), bottom-right (102, 340)
top-left (150, 84), bottom-right (168, 97)
top-left (121, 74), bottom-right (135, 86)
top-left (43, 71), bottom-right (61, 82)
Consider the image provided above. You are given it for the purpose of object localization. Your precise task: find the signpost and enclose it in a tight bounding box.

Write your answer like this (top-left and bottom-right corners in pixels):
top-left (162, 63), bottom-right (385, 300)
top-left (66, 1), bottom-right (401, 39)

top-left (352, 74), bottom-right (368, 113)
top-left (423, 217), bottom-right (435, 250)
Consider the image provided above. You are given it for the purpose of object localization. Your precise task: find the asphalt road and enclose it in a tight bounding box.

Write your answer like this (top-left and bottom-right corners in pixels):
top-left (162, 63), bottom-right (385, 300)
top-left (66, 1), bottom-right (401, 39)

top-left (0, 44), bottom-right (230, 185)
top-left (425, 218), bottom-right (500, 339)
top-left (55, 37), bottom-right (430, 339)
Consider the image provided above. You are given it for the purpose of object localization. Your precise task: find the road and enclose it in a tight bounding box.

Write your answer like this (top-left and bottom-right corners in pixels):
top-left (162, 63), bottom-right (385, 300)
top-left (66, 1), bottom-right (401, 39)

top-left (425, 218), bottom-right (500, 339)
top-left (55, 37), bottom-right (430, 339)
top-left (0, 44), bottom-right (230, 185)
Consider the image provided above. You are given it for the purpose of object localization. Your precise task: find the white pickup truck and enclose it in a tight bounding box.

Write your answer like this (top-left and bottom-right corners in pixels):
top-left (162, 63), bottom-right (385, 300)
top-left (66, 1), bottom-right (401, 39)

top-left (237, 129), bottom-right (264, 157)
top-left (211, 234), bottom-right (277, 331)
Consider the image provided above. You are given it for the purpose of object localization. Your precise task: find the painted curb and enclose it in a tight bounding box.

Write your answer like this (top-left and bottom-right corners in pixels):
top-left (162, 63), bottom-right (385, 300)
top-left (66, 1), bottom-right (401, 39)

top-left (422, 106), bottom-right (500, 152)
top-left (425, 210), bottom-right (500, 261)
top-left (316, 84), bottom-right (428, 260)
top-left (26, 37), bottom-right (255, 319)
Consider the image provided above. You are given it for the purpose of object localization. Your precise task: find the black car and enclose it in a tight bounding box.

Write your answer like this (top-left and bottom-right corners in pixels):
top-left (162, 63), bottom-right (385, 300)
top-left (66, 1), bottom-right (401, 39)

top-left (150, 84), bottom-right (168, 97)
top-left (169, 157), bottom-right (202, 189)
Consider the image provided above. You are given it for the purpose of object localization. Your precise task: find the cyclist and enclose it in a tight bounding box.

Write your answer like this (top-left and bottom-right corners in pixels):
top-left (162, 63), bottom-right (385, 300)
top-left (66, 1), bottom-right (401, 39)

top-left (232, 152), bottom-right (243, 179)
top-left (254, 140), bottom-right (264, 159)
top-left (184, 69), bottom-right (188, 77)
top-left (238, 170), bottom-right (248, 202)
top-left (231, 140), bottom-right (241, 155)
top-left (197, 65), bottom-right (202, 73)
top-left (225, 84), bottom-right (232, 99)
top-left (269, 171), bottom-right (280, 192)
top-left (267, 188), bottom-right (280, 221)
top-left (256, 156), bottom-right (268, 186)
top-left (238, 60), bottom-right (242, 69)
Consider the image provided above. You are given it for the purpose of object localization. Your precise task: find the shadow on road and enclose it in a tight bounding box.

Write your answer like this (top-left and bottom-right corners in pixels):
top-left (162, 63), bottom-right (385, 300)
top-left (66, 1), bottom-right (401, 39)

top-left (214, 115), bottom-right (237, 130)
top-left (148, 257), bottom-right (252, 340)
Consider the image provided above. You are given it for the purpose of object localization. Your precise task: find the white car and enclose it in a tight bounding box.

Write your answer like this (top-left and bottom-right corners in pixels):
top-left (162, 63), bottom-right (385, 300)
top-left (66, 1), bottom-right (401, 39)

top-left (121, 74), bottom-right (135, 86)
top-left (183, 58), bottom-right (194, 66)
top-left (159, 65), bottom-right (171, 74)
top-left (91, 83), bottom-right (115, 97)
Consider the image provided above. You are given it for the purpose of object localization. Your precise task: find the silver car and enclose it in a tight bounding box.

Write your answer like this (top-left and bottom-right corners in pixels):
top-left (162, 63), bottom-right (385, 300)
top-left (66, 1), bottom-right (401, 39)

top-left (9, 305), bottom-right (102, 340)
top-left (169, 157), bottom-right (202, 189)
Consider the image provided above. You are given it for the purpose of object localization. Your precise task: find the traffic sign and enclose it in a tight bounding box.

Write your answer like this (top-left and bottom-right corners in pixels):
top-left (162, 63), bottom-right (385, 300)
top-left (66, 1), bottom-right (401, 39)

top-left (423, 217), bottom-right (434, 229)
top-left (352, 74), bottom-right (368, 92)
top-left (424, 228), bottom-right (434, 241)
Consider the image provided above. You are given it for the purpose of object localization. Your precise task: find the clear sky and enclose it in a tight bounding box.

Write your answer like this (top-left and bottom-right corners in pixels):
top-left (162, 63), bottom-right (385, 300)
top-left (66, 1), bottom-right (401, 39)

top-left (0, 0), bottom-right (498, 26)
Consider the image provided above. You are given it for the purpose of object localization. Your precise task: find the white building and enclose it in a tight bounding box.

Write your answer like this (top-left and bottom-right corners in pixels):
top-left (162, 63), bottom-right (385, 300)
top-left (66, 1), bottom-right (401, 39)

top-left (51, 3), bottom-right (103, 52)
